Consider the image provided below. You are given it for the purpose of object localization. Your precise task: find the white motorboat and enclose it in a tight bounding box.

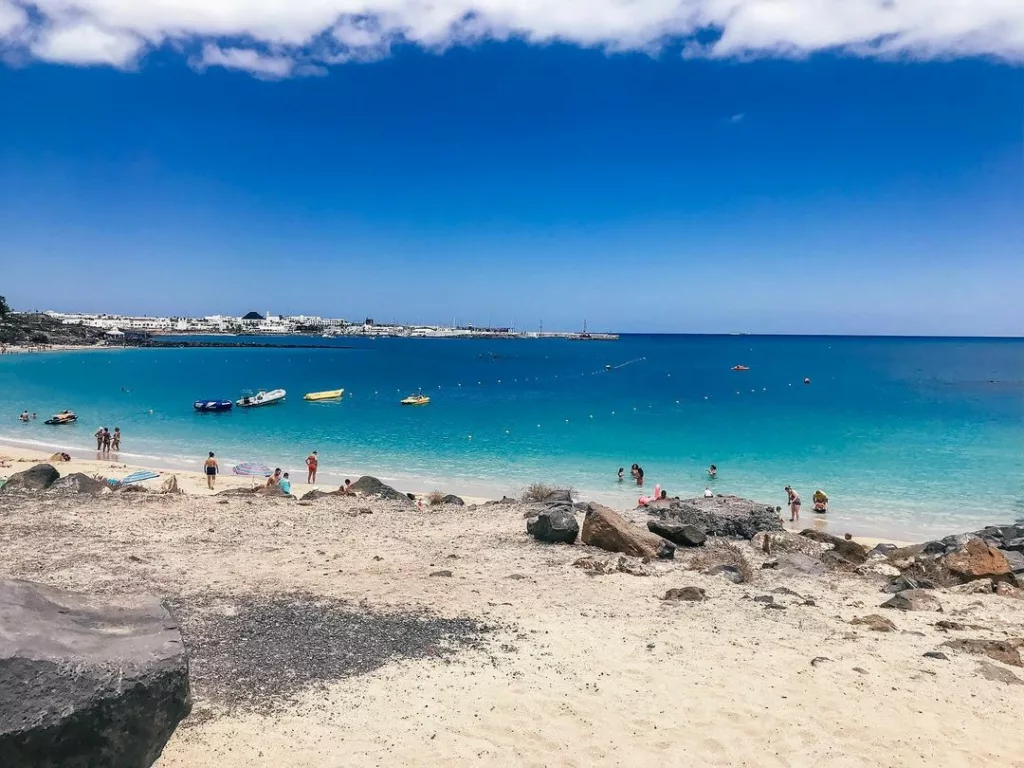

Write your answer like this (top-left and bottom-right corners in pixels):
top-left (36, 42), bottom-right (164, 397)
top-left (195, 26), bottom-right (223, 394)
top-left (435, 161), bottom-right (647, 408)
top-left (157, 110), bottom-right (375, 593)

top-left (236, 389), bottom-right (286, 408)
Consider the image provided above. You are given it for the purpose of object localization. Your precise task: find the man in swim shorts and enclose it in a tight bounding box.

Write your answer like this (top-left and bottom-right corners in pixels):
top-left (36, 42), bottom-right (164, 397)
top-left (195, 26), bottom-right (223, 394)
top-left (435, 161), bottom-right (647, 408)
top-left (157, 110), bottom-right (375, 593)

top-left (204, 452), bottom-right (219, 490)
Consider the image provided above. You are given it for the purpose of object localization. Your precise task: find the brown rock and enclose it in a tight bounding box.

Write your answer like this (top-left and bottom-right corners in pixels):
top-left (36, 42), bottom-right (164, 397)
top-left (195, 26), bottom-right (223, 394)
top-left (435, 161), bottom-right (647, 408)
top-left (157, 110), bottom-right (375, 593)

top-left (976, 660), bottom-right (1023, 685)
top-left (995, 582), bottom-right (1024, 599)
top-left (850, 614), bottom-right (897, 632)
top-left (881, 589), bottom-right (943, 612)
top-left (799, 529), bottom-right (868, 564)
top-left (582, 503), bottom-right (675, 559)
top-left (943, 539), bottom-right (1012, 582)
top-left (941, 638), bottom-right (1024, 667)
top-left (662, 587), bottom-right (706, 602)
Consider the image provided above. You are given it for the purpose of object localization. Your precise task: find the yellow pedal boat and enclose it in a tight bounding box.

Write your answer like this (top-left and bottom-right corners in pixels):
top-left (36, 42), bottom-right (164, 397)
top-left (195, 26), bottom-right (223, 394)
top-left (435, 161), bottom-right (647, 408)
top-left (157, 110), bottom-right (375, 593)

top-left (304, 389), bottom-right (344, 401)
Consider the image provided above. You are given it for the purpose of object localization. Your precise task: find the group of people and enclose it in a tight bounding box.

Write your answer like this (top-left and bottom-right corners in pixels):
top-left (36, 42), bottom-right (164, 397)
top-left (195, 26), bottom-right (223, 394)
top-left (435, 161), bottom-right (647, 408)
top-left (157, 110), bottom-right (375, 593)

top-left (784, 486), bottom-right (830, 522)
top-left (201, 449), bottom-right (356, 497)
top-left (617, 464), bottom-right (647, 485)
top-left (93, 426), bottom-right (121, 453)
top-left (18, 410), bottom-right (37, 422)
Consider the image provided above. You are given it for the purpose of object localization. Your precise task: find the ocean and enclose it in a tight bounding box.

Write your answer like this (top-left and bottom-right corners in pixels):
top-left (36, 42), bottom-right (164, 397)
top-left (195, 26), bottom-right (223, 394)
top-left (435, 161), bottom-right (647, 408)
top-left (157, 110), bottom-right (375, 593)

top-left (1, 335), bottom-right (1021, 539)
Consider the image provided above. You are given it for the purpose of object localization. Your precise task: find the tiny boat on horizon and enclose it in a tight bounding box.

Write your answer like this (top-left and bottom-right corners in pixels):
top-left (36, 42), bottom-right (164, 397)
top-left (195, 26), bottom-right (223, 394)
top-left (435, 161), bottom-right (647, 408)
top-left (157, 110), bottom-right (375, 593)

top-left (237, 389), bottom-right (287, 408)
top-left (44, 410), bottom-right (77, 425)
top-left (400, 394), bottom-right (430, 406)
top-left (194, 399), bottom-right (233, 412)
top-left (731, 365), bottom-right (750, 372)
top-left (304, 388), bottom-right (344, 401)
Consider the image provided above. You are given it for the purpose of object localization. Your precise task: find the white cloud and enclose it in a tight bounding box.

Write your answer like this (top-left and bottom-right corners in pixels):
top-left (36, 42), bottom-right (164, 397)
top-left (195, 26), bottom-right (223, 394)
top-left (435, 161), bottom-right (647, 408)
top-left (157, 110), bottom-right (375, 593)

top-left (729, 113), bottom-right (745, 123)
top-left (3, 0), bottom-right (1023, 75)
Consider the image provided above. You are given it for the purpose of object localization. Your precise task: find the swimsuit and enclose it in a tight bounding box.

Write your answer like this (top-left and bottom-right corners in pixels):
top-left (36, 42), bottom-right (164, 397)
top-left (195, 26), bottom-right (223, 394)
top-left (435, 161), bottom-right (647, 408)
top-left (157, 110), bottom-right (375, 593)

top-left (205, 465), bottom-right (217, 476)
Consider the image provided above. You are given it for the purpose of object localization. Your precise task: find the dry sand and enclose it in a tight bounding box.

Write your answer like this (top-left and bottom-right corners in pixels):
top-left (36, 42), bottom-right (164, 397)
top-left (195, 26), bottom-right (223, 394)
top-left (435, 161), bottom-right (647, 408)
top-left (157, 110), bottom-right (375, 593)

top-left (2, 453), bottom-right (1023, 767)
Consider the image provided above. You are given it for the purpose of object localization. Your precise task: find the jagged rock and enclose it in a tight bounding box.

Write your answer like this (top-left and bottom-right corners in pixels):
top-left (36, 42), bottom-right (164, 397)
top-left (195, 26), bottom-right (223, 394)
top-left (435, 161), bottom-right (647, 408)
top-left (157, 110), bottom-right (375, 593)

top-left (542, 490), bottom-right (573, 504)
top-left (868, 543), bottom-right (898, 557)
top-left (662, 587), bottom-right (706, 602)
top-left (1004, 538), bottom-right (1024, 553)
top-left (706, 564), bottom-right (744, 584)
top-left (527, 508), bottom-right (579, 544)
top-left (47, 473), bottom-right (108, 495)
top-left (941, 533), bottom-right (978, 553)
top-left (348, 476), bottom-right (411, 503)
top-left (572, 554), bottom-right (652, 576)
top-left (440, 494), bottom-right (465, 507)
top-left (923, 651), bottom-right (949, 660)
top-left (822, 550), bottom-right (860, 570)
top-left (882, 574), bottom-right (936, 594)
top-left (751, 530), bottom-right (829, 558)
top-left (582, 503), bottom-right (675, 559)
top-left (976, 660), bottom-right (1023, 685)
top-left (949, 579), bottom-right (994, 595)
top-left (995, 582), bottom-right (1024, 599)
top-left (159, 475), bottom-right (180, 495)
top-left (650, 495), bottom-right (782, 539)
top-left (0, 578), bottom-right (191, 767)
top-left (942, 539), bottom-right (1012, 583)
top-left (800, 530), bottom-right (868, 564)
top-left (851, 614), bottom-right (896, 632)
top-left (1000, 550), bottom-right (1024, 573)
top-left (887, 544), bottom-right (929, 570)
top-left (941, 638), bottom-right (1023, 667)
top-left (881, 589), bottom-right (943, 612)
top-left (921, 541), bottom-right (948, 555)
top-left (647, 520), bottom-right (706, 548)
top-left (0, 464), bottom-right (60, 493)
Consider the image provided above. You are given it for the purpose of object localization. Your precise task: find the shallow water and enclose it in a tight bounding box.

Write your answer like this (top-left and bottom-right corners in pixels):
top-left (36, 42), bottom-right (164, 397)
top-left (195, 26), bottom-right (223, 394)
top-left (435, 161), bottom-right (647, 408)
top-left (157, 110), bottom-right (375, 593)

top-left (1, 334), bottom-right (1021, 539)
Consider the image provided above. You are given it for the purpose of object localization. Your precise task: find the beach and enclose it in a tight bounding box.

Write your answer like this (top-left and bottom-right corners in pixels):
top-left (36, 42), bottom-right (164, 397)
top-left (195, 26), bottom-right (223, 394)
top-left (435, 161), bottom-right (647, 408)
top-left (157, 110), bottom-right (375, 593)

top-left (2, 456), bottom-right (1023, 768)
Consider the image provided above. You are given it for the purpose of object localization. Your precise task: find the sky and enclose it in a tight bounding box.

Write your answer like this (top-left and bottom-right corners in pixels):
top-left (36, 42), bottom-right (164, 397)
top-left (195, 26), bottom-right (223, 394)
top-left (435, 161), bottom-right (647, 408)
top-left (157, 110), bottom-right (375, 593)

top-left (1, 1), bottom-right (1023, 335)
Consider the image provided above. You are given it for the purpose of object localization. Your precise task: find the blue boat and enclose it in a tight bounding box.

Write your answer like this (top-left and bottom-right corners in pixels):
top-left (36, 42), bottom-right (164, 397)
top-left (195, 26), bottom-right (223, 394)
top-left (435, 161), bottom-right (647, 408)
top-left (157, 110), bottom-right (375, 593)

top-left (193, 399), bottom-right (233, 412)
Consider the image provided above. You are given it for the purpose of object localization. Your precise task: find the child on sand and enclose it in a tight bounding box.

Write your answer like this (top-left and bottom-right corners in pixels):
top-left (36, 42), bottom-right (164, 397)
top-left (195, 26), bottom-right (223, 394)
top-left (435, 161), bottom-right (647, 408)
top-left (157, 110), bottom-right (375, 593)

top-left (280, 472), bottom-right (292, 495)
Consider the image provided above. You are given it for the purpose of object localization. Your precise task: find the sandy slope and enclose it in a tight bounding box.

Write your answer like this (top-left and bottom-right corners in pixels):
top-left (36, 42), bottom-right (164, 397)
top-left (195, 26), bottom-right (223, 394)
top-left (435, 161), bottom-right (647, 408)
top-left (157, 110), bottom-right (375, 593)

top-left (2, 475), bottom-right (1023, 768)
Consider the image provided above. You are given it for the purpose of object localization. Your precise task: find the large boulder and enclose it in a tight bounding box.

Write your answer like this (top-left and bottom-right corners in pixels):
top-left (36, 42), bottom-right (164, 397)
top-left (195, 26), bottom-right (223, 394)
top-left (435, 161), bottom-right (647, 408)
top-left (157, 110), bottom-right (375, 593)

top-left (582, 503), bottom-right (675, 559)
top-left (527, 508), bottom-right (579, 544)
top-left (542, 490), bottom-right (573, 504)
top-left (348, 476), bottom-right (411, 503)
top-left (650, 495), bottom-right (782, 539)
top-left (47, 473), bottom-right (108, 496)
top-left (751, 530), bottom-right (830, 558)
top-left (942, 539), bottom-right (1012, 583)
top-left (1001, 550), bottom-right (1024, 573)
top-left (647, 520), bottom-right (706, 548)
top-left (799, 530), bottom-right (868, 564)
top-left (1, 464), bottom-right (60, 493)
top-left (440, 494), bottom-right (465, 507)
top-left (0, 579), bottom-right (191, 767)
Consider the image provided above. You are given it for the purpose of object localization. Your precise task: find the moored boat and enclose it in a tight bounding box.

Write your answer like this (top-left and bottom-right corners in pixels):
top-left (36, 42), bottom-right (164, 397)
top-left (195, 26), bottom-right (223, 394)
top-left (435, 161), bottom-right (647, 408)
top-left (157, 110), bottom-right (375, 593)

top-left (731, 365), bottom-right (750, 371)
top-left (236, 389), bottom-right (287, 408)
top-left (44, 410), bottom-right (77, 425)
top-left (400, 394), bottom-right (430, 406)
top-left (194, 399), bottom-right (233, 412)
top-left (304, 389), bottom-right (344, 401)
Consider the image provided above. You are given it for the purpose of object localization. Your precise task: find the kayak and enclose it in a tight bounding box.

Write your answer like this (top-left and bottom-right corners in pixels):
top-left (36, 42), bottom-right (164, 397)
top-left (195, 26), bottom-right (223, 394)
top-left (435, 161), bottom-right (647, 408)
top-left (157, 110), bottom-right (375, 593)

top-left (194, 399), bottom-right (233, 412)
top-left (236, 389), bottom-right (286, 408)
top-left (304, 389), bottom-right (344, 401)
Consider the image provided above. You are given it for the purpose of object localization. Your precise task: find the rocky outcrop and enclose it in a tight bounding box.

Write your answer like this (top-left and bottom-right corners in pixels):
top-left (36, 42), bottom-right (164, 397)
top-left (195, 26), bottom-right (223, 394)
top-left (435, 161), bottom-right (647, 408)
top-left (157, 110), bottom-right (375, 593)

top-left (799, 530), bottom-right (868, 564)
top-left (47, 473), bottom-right (108, 495)
top-left (582, 503), bottom-right (675, 559)
top-left (527, 508), bottom-right (579, 544)
top-left (0, 579), bottom-right (191, 767)
top-left (942, 539), bottom-right (1012, 583)
top-left (940, 638), bottom-right (1023, 667)
top-left (648, 495), bottom-right (782, 539)
top-left (751, 530), bottom-right (829, 558)
top-left (647, 520), bottom-right (706, 548)
top-left (881, 589), bottom-right (943, 612)
top-left (1, 464), bottom-right (60, 493)
top-left (348, 476), bottom-right (411, 503)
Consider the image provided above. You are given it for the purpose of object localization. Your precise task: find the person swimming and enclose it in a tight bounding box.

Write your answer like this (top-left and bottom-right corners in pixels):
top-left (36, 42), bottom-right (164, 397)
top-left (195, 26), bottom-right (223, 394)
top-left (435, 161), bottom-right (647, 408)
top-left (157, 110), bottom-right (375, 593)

top-left (812, 489), bottom-right (829, 513)
top-left (708, 464), bottom-right (717, 479)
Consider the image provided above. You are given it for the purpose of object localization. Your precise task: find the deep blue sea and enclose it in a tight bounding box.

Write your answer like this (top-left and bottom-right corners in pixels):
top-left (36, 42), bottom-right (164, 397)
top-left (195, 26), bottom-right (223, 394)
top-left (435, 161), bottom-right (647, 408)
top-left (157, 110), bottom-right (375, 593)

top-left (1, 335), bottom-right (1021, 539)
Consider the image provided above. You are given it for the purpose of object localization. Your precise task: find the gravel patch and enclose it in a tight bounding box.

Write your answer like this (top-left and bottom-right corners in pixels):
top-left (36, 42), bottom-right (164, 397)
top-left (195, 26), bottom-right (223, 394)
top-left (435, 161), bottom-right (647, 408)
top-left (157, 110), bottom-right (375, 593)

top-left (167, 592), bottom-right (493, 714)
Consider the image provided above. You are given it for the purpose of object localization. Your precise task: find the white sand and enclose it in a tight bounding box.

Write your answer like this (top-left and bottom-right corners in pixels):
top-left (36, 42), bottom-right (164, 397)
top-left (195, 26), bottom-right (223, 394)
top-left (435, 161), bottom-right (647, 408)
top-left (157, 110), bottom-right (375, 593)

top-left (1, 451), bottom-right (1022, 767)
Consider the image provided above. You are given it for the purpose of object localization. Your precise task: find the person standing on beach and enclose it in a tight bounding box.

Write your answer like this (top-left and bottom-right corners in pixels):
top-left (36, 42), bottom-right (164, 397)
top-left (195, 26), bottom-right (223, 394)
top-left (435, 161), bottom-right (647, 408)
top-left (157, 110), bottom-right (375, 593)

top-left (204, 452), bottom-right (219, 490)
top-left (785, 485), bottom-right (801, 523)
top-left (102, 428), bottom-right (112, 454)
top-left (95, 427), bottom-right (105, 451)
top-left (306, 451), bottom-right (319, 484)
top-left (111, 427), bottom-right (121, 452)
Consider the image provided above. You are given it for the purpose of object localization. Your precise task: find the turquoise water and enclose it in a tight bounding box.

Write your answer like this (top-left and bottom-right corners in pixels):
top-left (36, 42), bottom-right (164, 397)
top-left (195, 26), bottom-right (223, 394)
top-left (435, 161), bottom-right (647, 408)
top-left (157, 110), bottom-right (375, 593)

top-left (1, 335), bottom-right (1021, 539)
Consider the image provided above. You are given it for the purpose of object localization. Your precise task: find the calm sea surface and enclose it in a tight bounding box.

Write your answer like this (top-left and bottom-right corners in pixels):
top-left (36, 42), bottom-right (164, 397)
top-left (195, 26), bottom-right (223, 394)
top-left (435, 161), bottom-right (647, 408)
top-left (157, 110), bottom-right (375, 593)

top-left (1, 335), bottom-right (1021, 539)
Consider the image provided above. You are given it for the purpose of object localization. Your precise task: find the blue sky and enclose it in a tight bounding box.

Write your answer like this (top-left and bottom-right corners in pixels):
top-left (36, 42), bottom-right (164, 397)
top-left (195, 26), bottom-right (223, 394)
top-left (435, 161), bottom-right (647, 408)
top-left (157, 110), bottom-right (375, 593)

top-left (1, 4), bottom-right (1022, 335)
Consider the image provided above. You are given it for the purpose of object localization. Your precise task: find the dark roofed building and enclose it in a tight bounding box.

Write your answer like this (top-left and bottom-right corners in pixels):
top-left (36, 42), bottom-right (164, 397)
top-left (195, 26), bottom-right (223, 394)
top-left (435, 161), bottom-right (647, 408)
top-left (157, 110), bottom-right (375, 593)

top-left (241, 311), bottom-right (264, 321)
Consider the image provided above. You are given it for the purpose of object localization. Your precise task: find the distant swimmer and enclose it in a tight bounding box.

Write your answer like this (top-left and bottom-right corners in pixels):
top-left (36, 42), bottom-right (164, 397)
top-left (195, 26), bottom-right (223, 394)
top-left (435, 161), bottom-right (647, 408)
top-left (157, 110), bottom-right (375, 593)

top-left (813, 489), bottom-right (829, 514)
top-left (204, 452), bottom-right (219, 490)
top-left (804, 377), bottom-right (811, 385)
top-left (617, 467), bottom-right (624, 482)
top-left (19, 410), bottom-right (29, 422)
top-left (630, 464), bottom-right (645, 487)
top-left (704, 486), bottom-right (714, 498)
top-left (785, 485), bottom-right (801, 523)
top-left (708, 464), bottom-right (717, 479)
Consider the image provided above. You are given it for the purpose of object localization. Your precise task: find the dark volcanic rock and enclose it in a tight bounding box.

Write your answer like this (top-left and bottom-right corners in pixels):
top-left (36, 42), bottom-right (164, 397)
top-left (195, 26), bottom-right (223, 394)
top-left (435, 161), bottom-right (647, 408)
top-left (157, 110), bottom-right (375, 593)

top-left (348, 476), bottom-right (411, 503)
top-left (47, 473), bottom-right (108, 496)
top-left (0, 578), bottom-right (191, 768)
top-left (868, 543), bottom-right (898, 557)
top-left (527, 507), bottom-right (580, 544)
top-left (883, 574), bottom-right (936, 593)
top-left (881, 589), bottom-right (943, 612)
top-left (582, 503), bottom-right (675, 559)
top-left (440, 494), bottom-right (465, 507)
top-left (706, 564), bottom-right (744, 584)
top-left (1003, 538), bottom-right (1024, 553)
top-left (647, 520), bottom-right (707, 548)
top-left (1001, 550), bottom-right (1024, 573)
top-left (542, 490), bottom-right (574, 504)
top-left (800, 529), bottom-right (868, 564)
top-left (1, 464), bottom-right (60, 493)
top-left (651, 495), bottom-right (782, 539)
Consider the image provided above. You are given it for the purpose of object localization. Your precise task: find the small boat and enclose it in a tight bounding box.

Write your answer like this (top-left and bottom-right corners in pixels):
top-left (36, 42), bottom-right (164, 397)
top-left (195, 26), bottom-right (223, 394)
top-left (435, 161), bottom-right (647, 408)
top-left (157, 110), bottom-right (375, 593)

top-left (400, 394), bottom-right (430, 406)
top-left (44, 410), bottom-right (77, 425)
top-left (236, 389), bottom-right (286, 408)
top-left (304, 389), bottom-right (344, 401)
top-left (731, 365), bottom-right (750, 372)
top-left (194, 399), bottom-right (233, 412)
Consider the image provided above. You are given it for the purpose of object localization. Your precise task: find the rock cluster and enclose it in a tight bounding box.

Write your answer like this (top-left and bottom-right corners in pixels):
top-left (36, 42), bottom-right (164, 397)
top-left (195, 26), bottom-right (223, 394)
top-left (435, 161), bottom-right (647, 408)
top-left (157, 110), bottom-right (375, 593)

top-left (648, 495), bottom-right (783, 539)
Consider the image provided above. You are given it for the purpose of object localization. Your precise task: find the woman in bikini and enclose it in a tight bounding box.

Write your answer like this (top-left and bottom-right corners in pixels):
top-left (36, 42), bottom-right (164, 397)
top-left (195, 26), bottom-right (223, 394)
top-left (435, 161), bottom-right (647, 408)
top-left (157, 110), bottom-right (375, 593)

top-left (785, 485), bottom-right (801, 523)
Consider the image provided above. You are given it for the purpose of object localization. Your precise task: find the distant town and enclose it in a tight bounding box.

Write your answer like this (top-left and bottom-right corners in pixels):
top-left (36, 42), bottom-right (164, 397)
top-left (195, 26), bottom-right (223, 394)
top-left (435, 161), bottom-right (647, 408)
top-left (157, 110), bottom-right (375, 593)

top-left (41, 311), bottom-right (619, 341)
